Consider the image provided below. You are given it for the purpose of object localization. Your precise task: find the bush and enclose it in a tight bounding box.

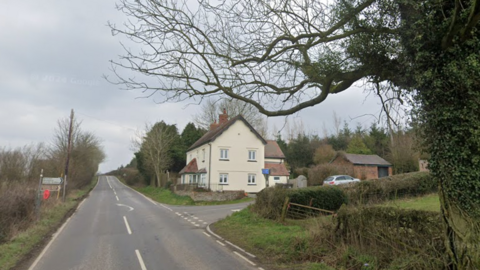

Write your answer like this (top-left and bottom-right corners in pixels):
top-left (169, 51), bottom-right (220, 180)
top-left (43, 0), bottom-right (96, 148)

top-left (0, 183), bottom-right (36, 244)
top-left (252, 185), bottom-right (347, 220)
top-left (307, 163), bottom-right (354, 186)
top-left (334, 205), bottom-right (448, 269)
top-left (340, 171), bottom-right (435, 205)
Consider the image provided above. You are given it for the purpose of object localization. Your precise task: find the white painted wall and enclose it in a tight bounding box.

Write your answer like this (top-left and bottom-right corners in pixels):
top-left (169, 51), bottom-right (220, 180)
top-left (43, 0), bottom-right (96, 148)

top-left (268, 175), bottom-right (288, 187)
top-left (209, 120), bottom-right (265, 193)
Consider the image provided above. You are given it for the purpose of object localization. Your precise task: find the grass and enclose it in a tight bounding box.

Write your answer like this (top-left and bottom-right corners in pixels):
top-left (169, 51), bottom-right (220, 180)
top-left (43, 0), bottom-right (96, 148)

top-left (381, 193), bottom-right (440, 212)
top-left (213, 193), bottom-right (443, 270)
top-left (132, 185), bottom-right (254, 206)
top-left (0, 177), bottom-right (98, 270)
top-left (213, 207), bottom-right (336, 269)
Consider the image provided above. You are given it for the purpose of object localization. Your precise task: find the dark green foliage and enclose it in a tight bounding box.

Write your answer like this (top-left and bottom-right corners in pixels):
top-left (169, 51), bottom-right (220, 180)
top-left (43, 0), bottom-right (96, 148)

top-left (288, 186), bottom-right (348, 211)
top-left (134, 151), bottom-right (152, 186)
top-left (346, 136), bottom-right (372, 155)
top-left (252, 185), bottom-right (347, 220)
top-left (254, 172), bottom-right (435, 220)
top-left (364, 123), bottom-right (389, 157)
top-left (287, 135), bottom-right (314, 175)
top-left (181, 122), bottom-right (205, 149)
top-left (335, 206), bottom-right (448, 269)
top-left (340, 172), bottom-right (436, 205)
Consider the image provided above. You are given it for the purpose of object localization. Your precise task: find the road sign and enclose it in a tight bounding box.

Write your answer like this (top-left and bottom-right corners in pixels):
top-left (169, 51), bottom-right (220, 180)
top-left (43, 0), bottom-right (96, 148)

top-left (262, 169), bottom-right (270, 175)
top-left (43, 189), bottom-right (50, 200)
top-left (42, 177), bottom-right (63, 185)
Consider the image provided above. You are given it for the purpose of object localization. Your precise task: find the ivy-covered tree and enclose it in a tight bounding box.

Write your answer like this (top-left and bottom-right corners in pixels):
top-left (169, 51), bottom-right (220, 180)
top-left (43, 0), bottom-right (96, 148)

top-left (110, 0), bottom-right (480, 266)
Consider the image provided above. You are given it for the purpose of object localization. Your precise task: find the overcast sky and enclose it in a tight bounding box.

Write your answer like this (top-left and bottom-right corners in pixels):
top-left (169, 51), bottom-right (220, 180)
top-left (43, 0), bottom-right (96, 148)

top-left (1, 0), bottom-right (385, 173)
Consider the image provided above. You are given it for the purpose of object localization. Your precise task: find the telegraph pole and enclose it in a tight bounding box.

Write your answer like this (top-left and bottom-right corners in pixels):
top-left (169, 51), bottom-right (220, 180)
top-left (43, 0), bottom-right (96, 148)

top-left (62, 109), bottom-right (74, 202)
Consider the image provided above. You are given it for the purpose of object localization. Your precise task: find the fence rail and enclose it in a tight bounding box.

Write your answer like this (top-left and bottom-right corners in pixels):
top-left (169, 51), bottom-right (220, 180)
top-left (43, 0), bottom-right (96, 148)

top-left (281, 197), bottom-right (334, 221)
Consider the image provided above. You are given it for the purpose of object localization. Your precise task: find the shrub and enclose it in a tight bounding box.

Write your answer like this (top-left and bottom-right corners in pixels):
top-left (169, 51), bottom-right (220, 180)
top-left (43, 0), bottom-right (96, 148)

top-left (334, 205), bottom-right (448, 269)
top-left (0, 183), bottom-right (36, 244)
top-left (307, 163), bottom-right (354, 186)
top-left (340, 171), bottom-right (435, 205)
top-left (251, 186), bottom-right (289, 220)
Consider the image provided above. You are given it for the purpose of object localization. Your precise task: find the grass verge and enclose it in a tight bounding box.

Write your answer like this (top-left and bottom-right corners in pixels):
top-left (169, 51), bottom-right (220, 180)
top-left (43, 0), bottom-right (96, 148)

top-left (0, 177), bottom-right (98, 270)
top-left (380, 193), bottom-right (440, 212)
top-left (212, 207), bottom-right (334, 269)
top-left (129, 184), bottom-right (253, 206)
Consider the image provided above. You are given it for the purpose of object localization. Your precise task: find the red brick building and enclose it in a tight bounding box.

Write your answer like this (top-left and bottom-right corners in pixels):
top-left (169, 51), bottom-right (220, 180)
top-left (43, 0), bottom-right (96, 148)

top-left (331, 153), bottom-right (392, 180)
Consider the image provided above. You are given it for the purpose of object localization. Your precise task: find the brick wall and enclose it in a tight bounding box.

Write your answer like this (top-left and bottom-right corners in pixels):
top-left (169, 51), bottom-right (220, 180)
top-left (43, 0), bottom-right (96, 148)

top-left (175, 190), bottom-right (245, 202)
top-left (353, 165), bottom-right (378, 180)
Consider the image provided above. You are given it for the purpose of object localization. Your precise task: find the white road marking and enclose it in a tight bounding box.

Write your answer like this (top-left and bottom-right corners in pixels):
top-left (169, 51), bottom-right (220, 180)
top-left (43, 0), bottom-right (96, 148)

top-left (123, 216), bottom-right (132, 235)
top-left (159, 204), bottom-right (172, 211)
top-left (234, 251), bottom-right (256, 266)
top-left (206, 224), bottom-right (223, 240)
top-left (195, 224), bottom-right (200, 227)
top-left (28, 176), bottom-right (102, 270)
top-left (216, 240), bottom-right (225, 246)
top-left (258, 268), bottom-right (265, 270)
top-left (115, 195), bottom-right (119, 201)
top-left (225, 240), bottom-right (257, 258)
top-left (203, 232), bottom-right (211, 237)
top-left (198, 219), bottom-right (203, 222)
top-left (116, 203), bottom-right (134, 211)
top-left (203, 222), bottom-right (207, 225)
top-left (135, 249), bottom-right (148, 270)
top-left (231, 209), bottom-right (240, 212)
top-left (175, 212), bottom-right (181, 215)
top-left (193, 217), bottom-right (198, 219)
top-left (184, 217), bottom-right (188, 220)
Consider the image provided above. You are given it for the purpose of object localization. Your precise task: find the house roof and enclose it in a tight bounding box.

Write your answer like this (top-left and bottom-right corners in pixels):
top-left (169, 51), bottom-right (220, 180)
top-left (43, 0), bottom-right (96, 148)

top-left (187, 115), bottom-right (267, 151)
top-left (265, 140), bottom-right (285, 159)
top-left (179, 158), bottom-right (198, 174)
top-left (341, 153), bottom-right (392, 166)
top-left (264, 163), bottom-right (290, 176)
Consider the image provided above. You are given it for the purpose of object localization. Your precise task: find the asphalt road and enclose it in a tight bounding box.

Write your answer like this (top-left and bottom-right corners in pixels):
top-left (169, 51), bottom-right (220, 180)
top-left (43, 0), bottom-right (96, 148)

top-left (29, 176), bottom-right (259, 270)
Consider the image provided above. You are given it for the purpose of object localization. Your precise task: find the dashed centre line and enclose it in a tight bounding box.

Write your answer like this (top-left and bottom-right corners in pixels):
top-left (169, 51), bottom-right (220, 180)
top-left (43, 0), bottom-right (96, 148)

top-left (123, 216), bottom-right (132, 235)
top-left (135, 249), bottom-right (147, 270)
top-left (115, 195), bottom-right (119, 201)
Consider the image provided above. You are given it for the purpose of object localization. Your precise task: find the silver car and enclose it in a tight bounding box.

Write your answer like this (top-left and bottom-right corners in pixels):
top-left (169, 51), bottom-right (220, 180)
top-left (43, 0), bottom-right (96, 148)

top-left (323, 175), bottom-right (360, 185)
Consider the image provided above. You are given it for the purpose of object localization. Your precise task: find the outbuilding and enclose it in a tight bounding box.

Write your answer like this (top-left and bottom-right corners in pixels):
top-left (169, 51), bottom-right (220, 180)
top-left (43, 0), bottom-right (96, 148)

top-left (331, 153), bottom-right (392, 179)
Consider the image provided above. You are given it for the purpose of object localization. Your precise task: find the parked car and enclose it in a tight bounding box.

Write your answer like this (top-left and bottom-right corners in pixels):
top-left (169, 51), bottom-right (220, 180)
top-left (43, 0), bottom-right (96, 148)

top-left (323, 175), bottom-right (360, 185)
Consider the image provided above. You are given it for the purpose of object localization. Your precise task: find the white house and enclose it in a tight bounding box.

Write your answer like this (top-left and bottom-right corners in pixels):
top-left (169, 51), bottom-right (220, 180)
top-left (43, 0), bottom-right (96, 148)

top-left (179, 110), bottom-right (289, 193)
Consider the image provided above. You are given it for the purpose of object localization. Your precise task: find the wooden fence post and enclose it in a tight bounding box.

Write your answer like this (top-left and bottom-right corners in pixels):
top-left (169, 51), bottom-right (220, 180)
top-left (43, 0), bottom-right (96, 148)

top-left (281, 196), bottom-right (290, 222)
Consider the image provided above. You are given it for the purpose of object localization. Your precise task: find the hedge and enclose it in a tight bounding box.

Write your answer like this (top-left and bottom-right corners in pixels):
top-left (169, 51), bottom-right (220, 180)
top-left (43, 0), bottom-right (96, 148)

top-left (335, 205), bottom-right (448, 268)
top-left (252, 185), bottom-right (347, 220)
top-left (253, 172), bottom-right (436, 220)
top-left (339, 171), bottom-right (436, 205)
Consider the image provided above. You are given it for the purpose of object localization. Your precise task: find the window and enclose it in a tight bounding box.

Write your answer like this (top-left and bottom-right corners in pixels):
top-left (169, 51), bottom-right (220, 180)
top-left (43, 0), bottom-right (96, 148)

top-left (200, 174), bottom-right (206, 186)
top-left (219, 174), bottom-right (228, 184)
top-left (248, 150), bottom-right (256, 161)
top-left (248, 174), bottom-right (256, 185)
top-left (274, 176), bottom-right (280, 181)
top-left (220, 149), bottom-right (229, 160)
top-left (189, 174), bottom-right (198, 183)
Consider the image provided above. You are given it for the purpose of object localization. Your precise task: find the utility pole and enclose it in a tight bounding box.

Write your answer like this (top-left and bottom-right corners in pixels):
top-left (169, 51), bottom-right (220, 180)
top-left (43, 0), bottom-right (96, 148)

top-left (62, 109), bottom-right (74, 202)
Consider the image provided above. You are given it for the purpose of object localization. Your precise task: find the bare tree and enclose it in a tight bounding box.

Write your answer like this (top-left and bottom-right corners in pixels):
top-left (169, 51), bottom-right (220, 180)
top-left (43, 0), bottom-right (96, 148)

top-left (132, 122), bottom-right (176, 187)
top-left (193, 98), bottom-right (268, 136)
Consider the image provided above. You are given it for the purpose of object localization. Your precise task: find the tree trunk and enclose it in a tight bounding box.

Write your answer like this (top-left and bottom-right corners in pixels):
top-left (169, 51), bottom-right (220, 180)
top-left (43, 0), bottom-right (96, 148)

top-left (439, 187), bottom-right (480, 269)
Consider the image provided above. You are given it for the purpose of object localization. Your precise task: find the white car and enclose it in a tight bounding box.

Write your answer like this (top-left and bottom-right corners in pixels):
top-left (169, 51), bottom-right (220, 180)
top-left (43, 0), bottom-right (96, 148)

top-left (323, 175), bottom-right (360, 185)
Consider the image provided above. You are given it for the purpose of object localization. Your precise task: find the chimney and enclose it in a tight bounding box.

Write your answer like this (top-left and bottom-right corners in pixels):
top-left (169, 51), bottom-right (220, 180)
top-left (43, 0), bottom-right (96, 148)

top-left (219, 108), bottom-right (228, 125)
top-left (209, 120), bottom-right (219, 131)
